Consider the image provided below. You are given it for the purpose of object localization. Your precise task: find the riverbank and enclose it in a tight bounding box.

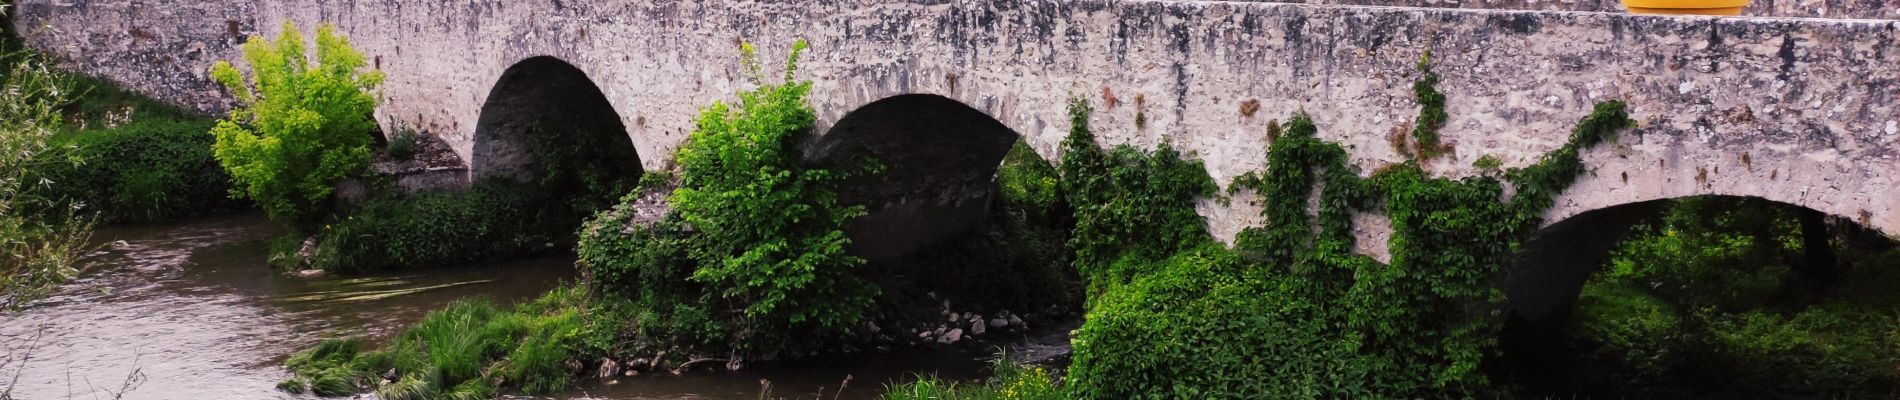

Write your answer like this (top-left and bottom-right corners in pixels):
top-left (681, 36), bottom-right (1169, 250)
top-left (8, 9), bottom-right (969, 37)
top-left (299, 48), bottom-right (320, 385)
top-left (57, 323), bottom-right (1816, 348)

top-left (0, 212), bottom-right (1052, 399)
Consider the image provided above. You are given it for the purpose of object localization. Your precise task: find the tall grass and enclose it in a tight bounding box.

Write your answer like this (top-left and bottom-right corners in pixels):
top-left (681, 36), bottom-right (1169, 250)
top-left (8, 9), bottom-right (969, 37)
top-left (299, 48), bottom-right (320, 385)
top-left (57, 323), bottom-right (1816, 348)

top-left (1, 25), bottom-right (95, 310)
top-left (883, 359), bottom-right (1064, 400)
top-left (281, 286), bottom-right (591, 398)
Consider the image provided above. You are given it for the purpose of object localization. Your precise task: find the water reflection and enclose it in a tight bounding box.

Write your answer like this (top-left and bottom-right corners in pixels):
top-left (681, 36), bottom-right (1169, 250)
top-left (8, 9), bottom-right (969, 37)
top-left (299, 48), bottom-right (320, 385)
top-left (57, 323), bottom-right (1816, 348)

top-left (0, 213), bottom-right (574, 399)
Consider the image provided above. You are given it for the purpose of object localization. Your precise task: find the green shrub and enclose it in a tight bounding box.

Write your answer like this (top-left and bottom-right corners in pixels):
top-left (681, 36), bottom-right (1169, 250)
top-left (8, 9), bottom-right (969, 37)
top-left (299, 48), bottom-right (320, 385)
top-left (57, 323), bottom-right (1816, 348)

top-left (1598, 197), bottom-right (1799, 310)
top-left (578, 40), bottom-right (872, 356)
top-left (669, 39), bottom-right (873, 333)
top-left (33, 117), bottom-right (236, 222)
top-left (1573, 283), bottom-right (1683, 384)
top-left (209, 21), bottom-right (382, 223)
top-left (302, 180), bottom-right (564, 272)
top-left (385, 128), bottom-right (417, 161)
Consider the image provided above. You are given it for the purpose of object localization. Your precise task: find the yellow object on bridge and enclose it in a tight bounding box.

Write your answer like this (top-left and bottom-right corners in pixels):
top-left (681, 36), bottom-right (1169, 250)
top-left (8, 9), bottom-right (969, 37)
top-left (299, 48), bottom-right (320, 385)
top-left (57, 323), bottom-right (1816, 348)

top-left (1622, 0), bottom-right (1750, 15)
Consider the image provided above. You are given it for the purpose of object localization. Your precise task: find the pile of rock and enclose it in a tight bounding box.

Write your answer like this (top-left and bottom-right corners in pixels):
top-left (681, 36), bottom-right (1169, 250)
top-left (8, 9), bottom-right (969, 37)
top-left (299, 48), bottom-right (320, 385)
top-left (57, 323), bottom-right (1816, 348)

top-left (909, 295), bottom-right (1030, 346)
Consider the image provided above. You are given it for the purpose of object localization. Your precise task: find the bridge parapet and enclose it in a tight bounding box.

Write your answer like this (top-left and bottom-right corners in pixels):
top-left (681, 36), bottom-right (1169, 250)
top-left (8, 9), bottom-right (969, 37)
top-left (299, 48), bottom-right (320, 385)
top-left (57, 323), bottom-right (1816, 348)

top-left (1248, 0), bottom-right (1897, 20)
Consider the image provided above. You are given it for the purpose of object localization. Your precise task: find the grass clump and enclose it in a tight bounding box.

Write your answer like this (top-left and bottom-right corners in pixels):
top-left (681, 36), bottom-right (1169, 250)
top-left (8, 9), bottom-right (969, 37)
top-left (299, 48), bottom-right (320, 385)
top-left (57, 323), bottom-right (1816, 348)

top-left (884, 359), bottom-right (1064, 400)
top-left (281, 286), bottom-right (593, 398)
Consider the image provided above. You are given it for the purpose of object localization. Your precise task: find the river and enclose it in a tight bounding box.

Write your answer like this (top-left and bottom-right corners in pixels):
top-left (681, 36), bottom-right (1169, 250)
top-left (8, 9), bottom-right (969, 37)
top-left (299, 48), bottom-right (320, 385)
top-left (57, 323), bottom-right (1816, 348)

top-left (0, 213), bottom-right (996, 399)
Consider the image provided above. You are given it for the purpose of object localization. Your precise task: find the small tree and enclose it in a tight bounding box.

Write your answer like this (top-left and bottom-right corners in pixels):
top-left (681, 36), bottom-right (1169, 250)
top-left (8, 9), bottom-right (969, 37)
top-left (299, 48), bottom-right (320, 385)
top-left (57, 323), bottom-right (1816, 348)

top-left (670, 40), bottom-right (877, 333)
top-left (208, 22), bottom-right (382, 223)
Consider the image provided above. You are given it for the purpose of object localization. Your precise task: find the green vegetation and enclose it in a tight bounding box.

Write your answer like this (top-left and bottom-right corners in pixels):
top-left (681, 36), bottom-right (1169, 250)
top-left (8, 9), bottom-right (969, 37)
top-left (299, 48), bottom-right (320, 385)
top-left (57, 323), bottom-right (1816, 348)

top-left (209, 21), bottom-right (383, 224)
top-left (290, 47), bottom-right (1660, 398)
top-left (1565, 197), bottom-right (1900, 397)
top-left (294, 180), bottom-right (567, 272)
top-left (884, 359), bottom-right (1063, 400)
top-left (887, 141), bottom-right (1078, 316)
top-left (1063, 59), bottom-right (1631, 396)
top-left (281, 286), bottom-right (592, 398)
top-left (666, 39), bottom-right (872, 333)
top-left (1, 4), bottom-right (235, 224)
top-left (35, 110), bottom-right (235, 223)
top-left (384, 127), bottom-right (418, 161)
top-left (1408, 50), bottom-right (1449, 159)
top-left (0, 39), bottom-right (92, 310)
top-left (576, 40), bottom-right (876, 357)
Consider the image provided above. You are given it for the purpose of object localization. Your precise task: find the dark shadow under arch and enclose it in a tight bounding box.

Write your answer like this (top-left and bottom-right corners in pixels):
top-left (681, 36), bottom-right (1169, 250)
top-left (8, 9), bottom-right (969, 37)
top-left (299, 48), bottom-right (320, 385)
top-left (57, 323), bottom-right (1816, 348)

top-left (1496, 195), bottom-right (1892, 395)
top-left (471, 56), bottom-right (641, 187)
top-left (809, 94), bottom-right (1020, 263)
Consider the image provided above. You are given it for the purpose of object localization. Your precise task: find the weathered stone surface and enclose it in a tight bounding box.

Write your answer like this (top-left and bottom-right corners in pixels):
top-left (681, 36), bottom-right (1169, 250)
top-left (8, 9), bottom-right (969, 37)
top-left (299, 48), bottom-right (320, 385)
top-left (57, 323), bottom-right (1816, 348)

top-left (1254, 0), bottom-right (1898, 20)
top-left (11, 0), bottom-right (1898, 252)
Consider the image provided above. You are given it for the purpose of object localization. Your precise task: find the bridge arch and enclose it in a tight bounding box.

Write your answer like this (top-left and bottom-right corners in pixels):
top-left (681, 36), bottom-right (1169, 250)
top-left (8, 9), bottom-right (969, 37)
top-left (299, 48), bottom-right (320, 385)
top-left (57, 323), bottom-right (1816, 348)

top-left (808, 94), bottom-right (1022, 263)
top-left (470, 56), bottom-right (642, 187)
top-left (1499, 193), bottom-right (1897, 391)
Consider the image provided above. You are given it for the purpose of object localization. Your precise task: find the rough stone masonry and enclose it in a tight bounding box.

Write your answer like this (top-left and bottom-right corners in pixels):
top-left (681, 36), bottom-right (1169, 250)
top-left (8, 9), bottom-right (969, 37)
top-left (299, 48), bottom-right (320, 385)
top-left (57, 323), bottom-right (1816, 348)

top-left (10, 0), bottom-right (1899, 259)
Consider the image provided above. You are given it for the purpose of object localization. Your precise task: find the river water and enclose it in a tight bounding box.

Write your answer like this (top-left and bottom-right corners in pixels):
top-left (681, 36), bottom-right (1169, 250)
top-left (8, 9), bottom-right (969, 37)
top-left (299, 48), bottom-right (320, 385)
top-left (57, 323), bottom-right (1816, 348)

top-left (0, 213), bottom-right (993, 399)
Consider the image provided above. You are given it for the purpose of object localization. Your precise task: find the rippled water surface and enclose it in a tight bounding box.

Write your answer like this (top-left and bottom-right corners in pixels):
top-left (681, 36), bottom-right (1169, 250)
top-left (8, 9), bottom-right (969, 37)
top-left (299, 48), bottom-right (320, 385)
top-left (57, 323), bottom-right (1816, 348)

top-left (0, 214), bottom-right (992, 399)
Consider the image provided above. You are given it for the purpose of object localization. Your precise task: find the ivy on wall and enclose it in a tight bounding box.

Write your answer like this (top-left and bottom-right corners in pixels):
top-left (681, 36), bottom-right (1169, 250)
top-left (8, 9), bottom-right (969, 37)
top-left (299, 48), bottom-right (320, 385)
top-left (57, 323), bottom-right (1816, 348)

top-left (1066, 53), bottom-right (1635, 397)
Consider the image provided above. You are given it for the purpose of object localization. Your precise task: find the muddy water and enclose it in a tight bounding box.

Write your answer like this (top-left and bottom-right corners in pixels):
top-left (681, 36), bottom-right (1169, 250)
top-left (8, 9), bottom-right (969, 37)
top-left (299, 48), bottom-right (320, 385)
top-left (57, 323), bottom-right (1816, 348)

top-left (0, 213), bottom-right (995, 399)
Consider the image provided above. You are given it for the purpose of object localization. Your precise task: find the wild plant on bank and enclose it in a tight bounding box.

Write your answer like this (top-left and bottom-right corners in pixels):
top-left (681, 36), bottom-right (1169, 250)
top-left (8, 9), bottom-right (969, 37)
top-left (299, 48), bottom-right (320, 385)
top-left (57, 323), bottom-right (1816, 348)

top-left (0, 43), bottom-right (93, 311)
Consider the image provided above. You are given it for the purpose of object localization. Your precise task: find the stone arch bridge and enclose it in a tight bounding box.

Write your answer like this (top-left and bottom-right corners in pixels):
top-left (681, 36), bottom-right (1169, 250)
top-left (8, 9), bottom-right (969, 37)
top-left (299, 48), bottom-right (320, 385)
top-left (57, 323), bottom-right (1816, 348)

top-left (11, 0), bottom-right (1900, 321)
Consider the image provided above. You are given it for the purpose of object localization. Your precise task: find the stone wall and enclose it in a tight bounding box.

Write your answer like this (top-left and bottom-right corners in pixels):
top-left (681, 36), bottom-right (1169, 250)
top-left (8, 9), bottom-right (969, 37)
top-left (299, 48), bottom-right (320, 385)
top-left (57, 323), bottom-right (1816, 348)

top-left (10, 0), bottom-right (1899, 251)
top-left (1255, 0), bottom-right (1898, 20)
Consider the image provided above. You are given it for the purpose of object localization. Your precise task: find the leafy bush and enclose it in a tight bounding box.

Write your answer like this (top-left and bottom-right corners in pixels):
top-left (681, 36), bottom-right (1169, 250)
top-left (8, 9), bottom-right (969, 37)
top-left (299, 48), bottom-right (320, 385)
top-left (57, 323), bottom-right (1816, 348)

top-left (301, 180), bottom-right (565, 272)
top-left (578, 40), bottom-right (873, 356)
top-left (385, 127), bottom-right (417, 161)
top-left (668, 40), bottom-right (873, 333)
top-left (208, 21), bottom-right (383, 224)
top-left (1572, 283), bottom-right (1684, 385)
top-left (34, 117), bottom-right (236, 222)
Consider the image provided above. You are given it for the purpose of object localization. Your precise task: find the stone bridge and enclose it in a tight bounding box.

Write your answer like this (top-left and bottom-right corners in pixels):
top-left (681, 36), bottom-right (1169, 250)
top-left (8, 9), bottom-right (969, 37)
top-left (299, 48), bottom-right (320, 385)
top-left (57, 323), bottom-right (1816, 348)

top-left (11, 0), bottom-right (1900, 320)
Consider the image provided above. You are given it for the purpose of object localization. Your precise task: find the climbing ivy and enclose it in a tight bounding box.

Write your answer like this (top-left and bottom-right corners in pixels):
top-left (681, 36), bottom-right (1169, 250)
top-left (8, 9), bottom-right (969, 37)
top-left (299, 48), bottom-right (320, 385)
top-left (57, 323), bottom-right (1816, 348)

top-left (1057, 99), bottom-right (1219, 295)
top-left (1066, 80), bottom-right (1633, 397)
top-left (1410, 50), bottom-right (1449, 160)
